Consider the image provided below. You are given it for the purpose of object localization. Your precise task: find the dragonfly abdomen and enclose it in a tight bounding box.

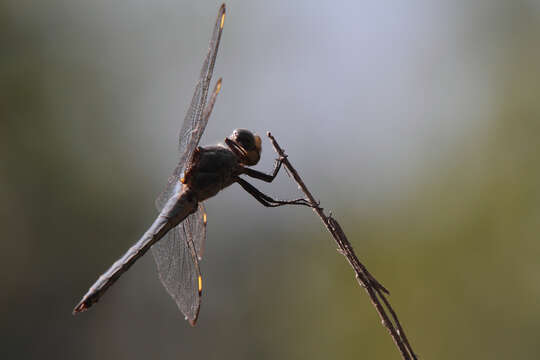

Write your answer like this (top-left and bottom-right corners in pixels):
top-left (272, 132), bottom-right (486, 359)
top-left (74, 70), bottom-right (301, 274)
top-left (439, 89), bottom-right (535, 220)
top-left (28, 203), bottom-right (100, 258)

top-left (73, 189), bottom-right (198, 313)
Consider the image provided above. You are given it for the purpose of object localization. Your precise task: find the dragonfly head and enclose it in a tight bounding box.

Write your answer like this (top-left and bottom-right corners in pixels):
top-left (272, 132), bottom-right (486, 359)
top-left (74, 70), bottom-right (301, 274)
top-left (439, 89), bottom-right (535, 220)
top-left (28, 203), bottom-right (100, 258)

top-left (227, 128), bottom-right (262, 166)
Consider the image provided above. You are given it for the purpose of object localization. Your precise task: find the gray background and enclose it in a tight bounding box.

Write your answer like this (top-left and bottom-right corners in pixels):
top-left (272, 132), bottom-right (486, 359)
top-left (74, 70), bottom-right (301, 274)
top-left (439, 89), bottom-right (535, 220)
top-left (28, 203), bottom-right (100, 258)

top-left (2, 1), bottom-right (540, 359)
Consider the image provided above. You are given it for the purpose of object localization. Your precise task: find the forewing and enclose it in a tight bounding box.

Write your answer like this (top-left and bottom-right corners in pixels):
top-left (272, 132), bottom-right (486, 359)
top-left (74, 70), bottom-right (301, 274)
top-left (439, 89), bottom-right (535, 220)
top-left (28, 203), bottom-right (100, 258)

top-left (156, 4), bottom-right (226, 210)
top-left (151, 206), bottom-right (207, 324)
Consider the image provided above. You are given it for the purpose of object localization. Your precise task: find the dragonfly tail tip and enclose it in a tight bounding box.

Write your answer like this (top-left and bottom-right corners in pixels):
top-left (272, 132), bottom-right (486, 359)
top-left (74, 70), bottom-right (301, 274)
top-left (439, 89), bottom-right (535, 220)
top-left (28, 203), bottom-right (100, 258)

top-left (72, 301), bottom-right (89, 315)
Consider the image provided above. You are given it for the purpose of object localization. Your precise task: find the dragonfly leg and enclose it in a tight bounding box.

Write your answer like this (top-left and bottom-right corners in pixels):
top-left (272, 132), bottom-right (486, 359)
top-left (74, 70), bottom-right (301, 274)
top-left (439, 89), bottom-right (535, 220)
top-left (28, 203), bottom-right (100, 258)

top-left (236, 177), bottom-right (311, 207)
top-left (240, 156), bottom-right (285, 183)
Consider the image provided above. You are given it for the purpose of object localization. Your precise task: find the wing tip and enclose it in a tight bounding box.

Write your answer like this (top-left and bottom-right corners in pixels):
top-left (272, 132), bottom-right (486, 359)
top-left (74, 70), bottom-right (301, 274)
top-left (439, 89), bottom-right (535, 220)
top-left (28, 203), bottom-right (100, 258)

top-left (187, 305), bottom-right (201, 327)
top-left (219, 4), bottom-right (226, 29)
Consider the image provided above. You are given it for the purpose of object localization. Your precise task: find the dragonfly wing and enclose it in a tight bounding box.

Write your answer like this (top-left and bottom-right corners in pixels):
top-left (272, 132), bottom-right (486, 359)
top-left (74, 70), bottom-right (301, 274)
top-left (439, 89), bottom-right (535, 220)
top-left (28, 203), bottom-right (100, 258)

top-left (156, 4), bottom-right (225, 210)
top-left (151, 205), bottom-right (207, 324)
top-left (192, 203), bottom-right (207, 260)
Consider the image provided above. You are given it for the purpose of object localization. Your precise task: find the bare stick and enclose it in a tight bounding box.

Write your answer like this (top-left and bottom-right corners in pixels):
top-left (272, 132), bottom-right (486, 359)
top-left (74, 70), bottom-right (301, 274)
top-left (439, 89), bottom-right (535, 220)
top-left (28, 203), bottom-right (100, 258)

top-left (267, 132), bottom-right (417, 360)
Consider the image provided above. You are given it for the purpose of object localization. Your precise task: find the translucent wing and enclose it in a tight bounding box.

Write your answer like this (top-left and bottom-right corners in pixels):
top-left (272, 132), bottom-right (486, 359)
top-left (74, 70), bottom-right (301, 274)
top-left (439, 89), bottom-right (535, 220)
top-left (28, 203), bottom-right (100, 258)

top-left (156, 3), bottom-right (225, 210)
top-left (151, 203), bottom-right (207, 324)
top-left (152, 4), bottom-right (222, 324)
top-left (193, 203), bottom-right (207, 260)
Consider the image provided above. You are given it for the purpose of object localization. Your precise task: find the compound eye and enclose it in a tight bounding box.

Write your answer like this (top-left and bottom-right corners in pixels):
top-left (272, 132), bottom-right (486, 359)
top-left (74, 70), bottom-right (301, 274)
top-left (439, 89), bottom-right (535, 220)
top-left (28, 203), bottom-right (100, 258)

top-left (243, 137), bottom-right (254, 150)
top-left (254, 134), bottom-right (262, 153)
top-left (234, 130), bottom-right (252, 148)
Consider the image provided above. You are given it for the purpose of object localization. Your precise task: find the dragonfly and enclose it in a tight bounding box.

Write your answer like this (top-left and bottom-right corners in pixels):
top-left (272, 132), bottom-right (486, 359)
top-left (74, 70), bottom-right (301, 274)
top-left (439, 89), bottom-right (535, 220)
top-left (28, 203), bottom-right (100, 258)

top-left (73, 3), bottom-right (309, 325)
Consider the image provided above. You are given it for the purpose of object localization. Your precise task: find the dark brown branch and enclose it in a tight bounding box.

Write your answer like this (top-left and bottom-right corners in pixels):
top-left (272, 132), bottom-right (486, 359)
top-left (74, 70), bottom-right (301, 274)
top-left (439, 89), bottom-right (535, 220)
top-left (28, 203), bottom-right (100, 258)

top-left (267, 132), bottom-right (417, 360)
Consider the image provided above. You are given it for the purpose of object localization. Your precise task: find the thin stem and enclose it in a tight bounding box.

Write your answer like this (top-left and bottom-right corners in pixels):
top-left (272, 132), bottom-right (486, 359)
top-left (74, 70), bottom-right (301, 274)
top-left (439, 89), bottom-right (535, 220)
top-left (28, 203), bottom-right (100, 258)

top-left (267, 132), bottom-right (417, 360)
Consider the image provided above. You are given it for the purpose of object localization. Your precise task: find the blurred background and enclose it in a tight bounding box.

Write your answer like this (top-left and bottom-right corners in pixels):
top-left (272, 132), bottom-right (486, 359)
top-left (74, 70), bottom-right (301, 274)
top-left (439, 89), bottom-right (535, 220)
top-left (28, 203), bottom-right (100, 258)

top-left (2, 0), bottom-right (540, 359)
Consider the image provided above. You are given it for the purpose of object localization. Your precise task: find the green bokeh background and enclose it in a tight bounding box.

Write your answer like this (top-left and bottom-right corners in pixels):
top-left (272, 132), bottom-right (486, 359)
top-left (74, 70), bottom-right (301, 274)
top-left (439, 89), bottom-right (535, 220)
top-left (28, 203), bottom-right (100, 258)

top-left (2, 1), bottom-right (539, 359)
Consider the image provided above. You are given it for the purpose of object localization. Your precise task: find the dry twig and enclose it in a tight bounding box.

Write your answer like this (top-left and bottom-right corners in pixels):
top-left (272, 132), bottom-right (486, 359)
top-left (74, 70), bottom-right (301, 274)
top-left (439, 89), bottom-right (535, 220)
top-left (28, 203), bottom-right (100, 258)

top-left (267, 132), bottom-right (417, 360)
